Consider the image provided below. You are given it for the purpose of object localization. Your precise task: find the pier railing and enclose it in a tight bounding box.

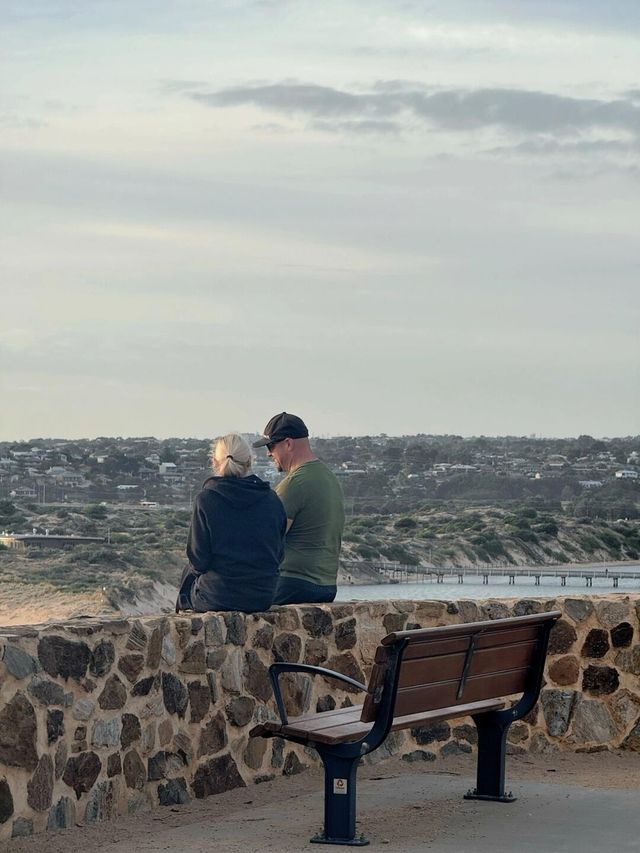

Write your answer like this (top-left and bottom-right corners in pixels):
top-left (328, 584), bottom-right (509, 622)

top-left (341, 560), bottom-right (640, 588)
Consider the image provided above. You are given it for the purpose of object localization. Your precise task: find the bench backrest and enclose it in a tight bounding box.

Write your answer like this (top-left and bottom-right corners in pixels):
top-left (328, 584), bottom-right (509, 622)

top-left (360, 611), bottom-right (560, 723)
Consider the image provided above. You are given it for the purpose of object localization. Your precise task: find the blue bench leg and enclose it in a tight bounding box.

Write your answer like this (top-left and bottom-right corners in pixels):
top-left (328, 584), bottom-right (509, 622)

top-left (311, 752), bottom-right (369, 846)
top-left (464, 712), bottom-right (516, 803)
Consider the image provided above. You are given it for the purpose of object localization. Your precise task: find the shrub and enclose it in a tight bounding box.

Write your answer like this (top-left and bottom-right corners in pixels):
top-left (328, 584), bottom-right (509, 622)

top-left (535, 521), bottom-right (559, 536)
top-left (394, 517), bottom-right (417, 530)
top-left (84, 503), bottom-right (108, 520)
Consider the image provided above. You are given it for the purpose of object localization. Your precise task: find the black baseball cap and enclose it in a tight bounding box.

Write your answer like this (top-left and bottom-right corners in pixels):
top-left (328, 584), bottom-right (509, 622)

top-left (252, 412), bottom-right (309, 448)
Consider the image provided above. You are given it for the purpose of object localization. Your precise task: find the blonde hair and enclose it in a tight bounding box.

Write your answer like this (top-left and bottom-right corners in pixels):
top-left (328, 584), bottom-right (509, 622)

top-left (211, 433), bottom-right (252, 478)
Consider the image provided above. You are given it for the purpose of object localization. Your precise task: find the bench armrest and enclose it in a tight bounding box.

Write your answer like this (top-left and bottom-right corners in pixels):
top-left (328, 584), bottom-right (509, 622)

top-left (269, 662), bottom-right (368, 725)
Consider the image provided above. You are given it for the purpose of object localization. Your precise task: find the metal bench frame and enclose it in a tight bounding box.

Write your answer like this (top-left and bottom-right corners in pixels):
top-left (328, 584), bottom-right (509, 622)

top-left (252, 612), bottom-right (560, 846)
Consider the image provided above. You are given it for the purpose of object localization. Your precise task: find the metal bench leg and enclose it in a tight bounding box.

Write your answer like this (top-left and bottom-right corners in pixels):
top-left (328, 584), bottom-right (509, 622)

top-left (464, 712), bottom-right (516, 803)
top-left (311, 751), bottom-right (369, 846)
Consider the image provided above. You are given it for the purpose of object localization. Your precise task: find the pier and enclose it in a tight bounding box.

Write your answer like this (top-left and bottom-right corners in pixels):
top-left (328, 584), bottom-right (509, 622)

top-left (341, 560), bottom-right (640, 589)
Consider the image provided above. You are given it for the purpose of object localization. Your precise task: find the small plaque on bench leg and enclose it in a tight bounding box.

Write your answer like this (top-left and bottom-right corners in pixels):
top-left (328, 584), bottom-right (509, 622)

top-left (464, 788), bottom-right (517, 804)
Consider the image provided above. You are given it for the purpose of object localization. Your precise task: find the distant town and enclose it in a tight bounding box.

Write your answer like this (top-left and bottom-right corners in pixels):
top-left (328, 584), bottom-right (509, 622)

top-left (1, 433), bottom-right (638, 519)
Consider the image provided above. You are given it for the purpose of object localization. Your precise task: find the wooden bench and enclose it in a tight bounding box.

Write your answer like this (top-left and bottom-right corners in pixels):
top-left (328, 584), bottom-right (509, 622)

top-left (250, 610), bottom-right (561, 846)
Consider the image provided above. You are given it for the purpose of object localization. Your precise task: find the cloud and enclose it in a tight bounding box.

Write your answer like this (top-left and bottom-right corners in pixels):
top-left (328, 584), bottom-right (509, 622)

top-left (311, 118), bottom-right (399, 135)
top-left (189, 81), bottom-right (640, 140)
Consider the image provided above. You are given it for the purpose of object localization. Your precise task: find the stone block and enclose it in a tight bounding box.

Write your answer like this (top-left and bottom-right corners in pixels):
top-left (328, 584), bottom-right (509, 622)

top-left (204, 616), bottom-right (224, 648)
top-left (324, 653), bottom-right (365, 693)
top-left (121, 713), bottom-right (142, 749)
top-left (581, 629), bottom-right (609, 659)
top-left (85, 780), bottom-right (118, 823)
top-left (118, 653), bottom-right (145, 684)
top-left (47, 797), bottom-right (75, 831)
top-left (252, 624), bottom-right (274, 650)
top-left (62, 751), bottom-right (102, 798)
top-left (126, 621), bottom-right (148, 652)
top-left (98, 674), bottom-right (127, 710)
top-left (161, 634), bottom-right (177, 666)
top-left (304, 639), bottom-right (329, 666)
top-left (158, 777), bottom-right (190, 806)
top-left (272, 633), bottom-right (302, 663)
top-left (191, 754), bottom-right (246, 799)
top-left (382, 612), bottom-right (407, 633)
top-left (243, 650), bottom-right (271, 702)
top-left (27, 675), bottom-right (65, 706)
top-left (595, 600), bottom-right (631, 629)
top-left (611, 622), bottom-right (634, 648)
top-left (0, 779), bottom-right (14, 824)
top-left (90, 640), bottom-right (115, 678)
top-left (2, 645), bottom-right (40, 679)
top-left (548, 655), bottom-right (580, 686)
top-left (402, 750), bottom-right (436, 763)
top-left (301, 607), bottom-right (333, 638)
top-left (188, 681), bottom-right (211, 723)
top-left (611, 690), bottom-right (640, 729)
top-left (0, 692), bottom-right (38, 770)
top-left (548, 620), bottom-right (577, 655)
top-left (411, 722), bottom-right (450, 746)
top-left (123, 749), bottom-right (146, 790)
top-left (226, 696), bottom-right (255, 727)
top-left (198, 712), bottom-right (228, 757)
top-left (47, 709), bottom-right (65, 744)
top-left (570, 697), bottom-right (617, 743)
top-left (563, 598), bottom-right (593, 623)
top-left (615, 644), bottom-right (640, 675)
top-left (38, 636), bottom-right (91, 680)
top-left (162, 672), bottom-right (188, 718)
top-left (12, 817), bottom-right (33, 837)
top-left (92, 717), bottom-right (122, 748)
top-left (540, 689), bottom-right (577, 737)
top-left (282, 751), bottom-right (306, 775)
top-left (27, 754), bottom-right (54, 812)
top-left (179, 641), bottom-right (206, 674)
top-left (224, 613), bottom-right (247, 645)
top-left (621, 719), bottom-right (640, 751)
top-left (582, 665), bottom-right (619, 696)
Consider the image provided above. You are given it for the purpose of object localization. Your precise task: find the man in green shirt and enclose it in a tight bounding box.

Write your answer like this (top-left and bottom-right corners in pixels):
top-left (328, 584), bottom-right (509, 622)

top-left (253, 412), bottom-right (345, 604)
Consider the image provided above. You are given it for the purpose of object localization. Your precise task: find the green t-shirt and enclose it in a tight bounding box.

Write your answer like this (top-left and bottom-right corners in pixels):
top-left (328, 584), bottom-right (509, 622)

top-left (275, 460), bottom-right (345, 586)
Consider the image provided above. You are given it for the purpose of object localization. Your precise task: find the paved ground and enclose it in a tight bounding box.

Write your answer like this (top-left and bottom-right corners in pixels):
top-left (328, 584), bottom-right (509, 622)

top-left (4, 752), bottom-right (640, 853)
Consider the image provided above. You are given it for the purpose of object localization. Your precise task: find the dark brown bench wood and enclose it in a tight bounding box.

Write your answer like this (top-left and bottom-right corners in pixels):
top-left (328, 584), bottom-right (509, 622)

top-left (251, 610), bottom-right (561, 846)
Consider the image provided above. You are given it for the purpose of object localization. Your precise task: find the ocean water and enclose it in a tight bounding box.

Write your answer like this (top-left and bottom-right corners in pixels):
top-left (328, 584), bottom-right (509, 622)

top-left (336, 575), bottom-right (640, 602)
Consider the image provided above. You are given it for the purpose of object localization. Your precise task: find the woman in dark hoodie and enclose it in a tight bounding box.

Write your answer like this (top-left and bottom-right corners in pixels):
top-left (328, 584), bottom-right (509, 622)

top-left (176, 433), bottom-right (286, 613)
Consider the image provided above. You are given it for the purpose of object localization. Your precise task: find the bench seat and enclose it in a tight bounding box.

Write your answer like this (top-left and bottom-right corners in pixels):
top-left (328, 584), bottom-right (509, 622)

top-left (253, 697), bottom-right (506, 746)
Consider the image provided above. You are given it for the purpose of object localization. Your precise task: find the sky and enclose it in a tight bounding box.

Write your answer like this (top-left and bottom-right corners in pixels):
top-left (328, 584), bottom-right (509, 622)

top-left (2, 0), bottom-right (639, 440)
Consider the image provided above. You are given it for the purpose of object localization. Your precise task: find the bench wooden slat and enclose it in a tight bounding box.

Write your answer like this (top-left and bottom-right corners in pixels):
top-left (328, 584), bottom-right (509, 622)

top-left (399, 625), bottom-right (541, 660)
top-left (255, 697), bottom-right (507, 746)
top-left (397, 640), bottom-right (538, 688)
top-left (394, 667), bottom-right (529, 716)
top-left (289, 704), bottom-right (361, 726)
top-left (382, 611), bottom-right (559, 647)
top-left (388, 698), bottom-right (505, 732)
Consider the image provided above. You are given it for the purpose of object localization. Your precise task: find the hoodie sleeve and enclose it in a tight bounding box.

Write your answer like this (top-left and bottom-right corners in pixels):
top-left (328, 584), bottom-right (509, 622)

top-left (186, 494), bottom-right (214, 574)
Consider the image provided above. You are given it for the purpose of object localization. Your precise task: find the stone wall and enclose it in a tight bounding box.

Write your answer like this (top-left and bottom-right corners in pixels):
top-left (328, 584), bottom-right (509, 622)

top-left (1, 595), bottom-right (639, 840)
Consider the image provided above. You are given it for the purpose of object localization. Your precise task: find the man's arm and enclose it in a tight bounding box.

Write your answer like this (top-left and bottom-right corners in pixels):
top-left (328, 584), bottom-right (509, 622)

top-left (276, 476), bottom-right (301, 536)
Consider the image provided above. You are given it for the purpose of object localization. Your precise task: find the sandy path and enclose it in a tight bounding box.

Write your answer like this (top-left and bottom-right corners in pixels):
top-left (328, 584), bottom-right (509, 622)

top-left (4, 751), bottom-right (638, 853)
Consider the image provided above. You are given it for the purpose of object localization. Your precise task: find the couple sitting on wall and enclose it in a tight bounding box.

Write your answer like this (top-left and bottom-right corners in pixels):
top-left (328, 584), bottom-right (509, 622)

top-left (176, 412), bottom-right (345, 613)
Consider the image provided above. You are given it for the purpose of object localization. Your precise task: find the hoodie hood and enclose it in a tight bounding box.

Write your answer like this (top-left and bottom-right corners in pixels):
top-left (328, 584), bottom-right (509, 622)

top-left (201, 474), bottom-right (273, 509)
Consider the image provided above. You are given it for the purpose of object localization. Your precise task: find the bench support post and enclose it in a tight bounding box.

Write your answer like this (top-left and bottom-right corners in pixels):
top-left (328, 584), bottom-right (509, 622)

top-left (311, 751), bottom-right (369, 846)
top-left (465, 711), bottom-right (516, 803)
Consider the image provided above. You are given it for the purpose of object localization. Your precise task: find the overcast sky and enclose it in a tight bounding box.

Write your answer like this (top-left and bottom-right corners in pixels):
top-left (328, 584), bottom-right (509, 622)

top-left (2, 0), bottom-right (639, 440)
